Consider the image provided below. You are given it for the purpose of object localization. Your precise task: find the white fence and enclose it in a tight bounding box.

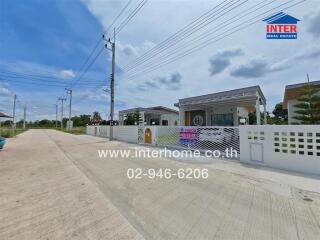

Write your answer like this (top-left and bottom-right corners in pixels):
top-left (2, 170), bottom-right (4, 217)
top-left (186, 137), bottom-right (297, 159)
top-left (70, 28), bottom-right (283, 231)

top-left (87, 124), bottom-right (320, 175)
top-left (139, 126), bottom-right (240, 158)
top-left (86, 125), bottom-right (138, 143)
top-left (87, 125), bottom-right (240, 159)
top-left (240, 125), bottom-right (320, 175)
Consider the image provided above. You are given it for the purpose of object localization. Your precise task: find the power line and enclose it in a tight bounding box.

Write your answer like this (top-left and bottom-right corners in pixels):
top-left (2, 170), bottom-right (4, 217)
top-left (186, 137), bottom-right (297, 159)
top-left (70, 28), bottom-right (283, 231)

top-left (115, 0), bottom-right (149, 35)
top-left (123, 0), bottom-right (262, 76)
top-left (122, 0), bottom-right (303, 81)
top-left (67, 0), bottom-right (134, 89)
top-left (122, 0), bottom-right (237, 72)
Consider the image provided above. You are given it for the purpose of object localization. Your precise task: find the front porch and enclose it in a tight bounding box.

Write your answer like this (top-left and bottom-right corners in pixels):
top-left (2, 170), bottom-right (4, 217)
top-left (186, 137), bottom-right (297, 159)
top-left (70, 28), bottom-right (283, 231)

top-left (175, 86), bottom-right (267, 126)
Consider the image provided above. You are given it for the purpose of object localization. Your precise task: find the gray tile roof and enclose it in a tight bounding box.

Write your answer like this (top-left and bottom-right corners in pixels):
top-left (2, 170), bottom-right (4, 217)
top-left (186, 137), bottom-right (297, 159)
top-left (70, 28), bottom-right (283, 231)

top-left (119, 106), bottom-right (178, 114)
top-left (177, 85), bottom-right (266, 106)
top-left (285, 80), bottom-right (320, 90)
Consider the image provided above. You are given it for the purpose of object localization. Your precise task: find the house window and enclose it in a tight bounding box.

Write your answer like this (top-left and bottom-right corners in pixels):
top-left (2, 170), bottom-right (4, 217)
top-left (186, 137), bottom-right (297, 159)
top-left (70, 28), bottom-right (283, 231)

top-left (162, 120), bottom-right (168, 126)
top-left (211, 113), bottom-right (234, 126)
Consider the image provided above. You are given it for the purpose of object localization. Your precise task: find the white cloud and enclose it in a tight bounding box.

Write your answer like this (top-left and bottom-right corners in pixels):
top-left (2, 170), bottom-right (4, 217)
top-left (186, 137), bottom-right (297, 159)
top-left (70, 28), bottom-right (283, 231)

top-left (60, 69), bottom-right (75, 79)
top-left (0, 82), bottom-right (12, 97)
top-left (75, 1), bottom-right (320, 112)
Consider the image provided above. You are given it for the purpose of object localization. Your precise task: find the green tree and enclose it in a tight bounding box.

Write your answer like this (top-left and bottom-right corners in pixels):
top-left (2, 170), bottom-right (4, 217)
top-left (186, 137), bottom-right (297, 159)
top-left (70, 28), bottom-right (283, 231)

top-left (272, 103), bottom-right (288, 124)
top-left (293, 84), bottom-right (320, 124)
top-left (124, 109), bottom-right (140, 125)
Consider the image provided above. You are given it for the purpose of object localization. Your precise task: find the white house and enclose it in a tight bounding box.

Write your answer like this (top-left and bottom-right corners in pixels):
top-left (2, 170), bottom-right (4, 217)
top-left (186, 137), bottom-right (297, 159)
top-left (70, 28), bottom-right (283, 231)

top-left (283, 80), bottom-right (320, 124)
top-left (118, 106), bottom-right (179, 126)
top-left (174, 86), bottom-right (267, 126)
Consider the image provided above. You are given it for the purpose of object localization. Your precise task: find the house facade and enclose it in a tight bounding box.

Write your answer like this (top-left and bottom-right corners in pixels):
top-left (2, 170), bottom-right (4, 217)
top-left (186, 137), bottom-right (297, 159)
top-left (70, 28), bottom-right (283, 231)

top-left (175, 86), bottom-right (267, 126)
top-left (118, 106), bottom-right (179, 126)
top-left (283, 80), bottom-right (320, 124)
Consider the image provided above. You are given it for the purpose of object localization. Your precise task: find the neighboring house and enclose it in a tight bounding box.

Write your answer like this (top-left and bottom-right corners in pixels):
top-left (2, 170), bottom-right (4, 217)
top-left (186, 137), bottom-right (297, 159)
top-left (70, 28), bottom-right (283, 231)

top-left (174, 86), bottom-right (267, 126)
top-left (283, 80), bottom-right (320, 124)
top-left (119, 106), bottom-right (179, 126)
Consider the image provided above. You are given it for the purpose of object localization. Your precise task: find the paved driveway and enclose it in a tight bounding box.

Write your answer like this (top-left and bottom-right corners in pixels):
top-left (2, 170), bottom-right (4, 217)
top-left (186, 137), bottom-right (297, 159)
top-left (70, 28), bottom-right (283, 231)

top-left (0, 130), bottom-right (143, 240)
top-left (45, 130), bottom-right (320, 240)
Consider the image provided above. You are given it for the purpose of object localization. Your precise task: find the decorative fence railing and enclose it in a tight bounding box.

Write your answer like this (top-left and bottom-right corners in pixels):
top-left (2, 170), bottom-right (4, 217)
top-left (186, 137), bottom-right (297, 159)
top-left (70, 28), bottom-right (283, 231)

top-left (87, 125), bottom-right (320, 175)
top-left (87, 125), bottom-right (240, 159)
top-left (240, 125), bottom-right (320, 175)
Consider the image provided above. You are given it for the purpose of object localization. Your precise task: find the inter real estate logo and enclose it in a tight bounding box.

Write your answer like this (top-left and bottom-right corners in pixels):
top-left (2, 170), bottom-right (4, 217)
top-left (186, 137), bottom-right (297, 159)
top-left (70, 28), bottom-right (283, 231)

top-left (263, 12), bottom-right (300, 39)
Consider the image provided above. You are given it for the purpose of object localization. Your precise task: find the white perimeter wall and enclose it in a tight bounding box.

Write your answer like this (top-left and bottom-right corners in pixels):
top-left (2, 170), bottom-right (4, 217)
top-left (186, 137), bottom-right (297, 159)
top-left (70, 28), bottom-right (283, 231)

top-left (86, 125), bottom-right (138, 143)
top-left (240, 125), bottom-right (320, 175)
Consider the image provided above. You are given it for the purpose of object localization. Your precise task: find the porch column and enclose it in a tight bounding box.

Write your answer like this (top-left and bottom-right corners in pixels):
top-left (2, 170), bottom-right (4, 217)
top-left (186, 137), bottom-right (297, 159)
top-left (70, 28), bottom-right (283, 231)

top-left (179, 106), bottom-right (184, 126)
top-left (256, 97), bottom-right (261, 125)
top-left (263, 104), bottom-right (267, 125)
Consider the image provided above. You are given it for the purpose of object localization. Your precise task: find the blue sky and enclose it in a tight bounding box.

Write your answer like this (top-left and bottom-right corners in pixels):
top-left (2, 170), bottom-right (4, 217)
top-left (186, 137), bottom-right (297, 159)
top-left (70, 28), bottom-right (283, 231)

top-left (1, 0), bottom-right (320, 121)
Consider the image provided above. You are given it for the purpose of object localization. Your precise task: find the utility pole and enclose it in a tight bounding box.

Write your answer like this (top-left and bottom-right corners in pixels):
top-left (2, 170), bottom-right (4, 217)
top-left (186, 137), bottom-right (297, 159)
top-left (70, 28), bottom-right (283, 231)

top-left (23, 105), bottom-right (26, 129)
top-left (307, 74), bottom-right (310, 83)
top-left (58, 98), bottom-right (66, 129)
top-left (103, 28), bottom-right (115, 141)
top-left (12, 94), bottom-right (17, 132)
top-left (55, 103), bottom-right (58, 128)
top-left (65, 88), bottom-right (73, 131)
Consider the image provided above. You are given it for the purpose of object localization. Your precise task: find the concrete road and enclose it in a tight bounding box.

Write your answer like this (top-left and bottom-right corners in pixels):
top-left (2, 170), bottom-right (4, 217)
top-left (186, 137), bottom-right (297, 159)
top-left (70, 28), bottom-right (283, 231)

top-left (1, 129), bottom-right (320, 240)
top-left (0, 130), bottom-right (143, 240)
top-left (45, 130), bottom-right (320, 240)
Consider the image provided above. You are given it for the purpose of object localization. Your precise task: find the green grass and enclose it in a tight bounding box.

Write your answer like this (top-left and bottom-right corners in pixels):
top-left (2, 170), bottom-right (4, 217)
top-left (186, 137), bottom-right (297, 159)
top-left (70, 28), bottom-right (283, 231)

top-left (157, 135), bottom-right (179, 145)
top-left (57, 126), bottom-right (86, 135)
top-left (0, 128), bottom-right (28, 138)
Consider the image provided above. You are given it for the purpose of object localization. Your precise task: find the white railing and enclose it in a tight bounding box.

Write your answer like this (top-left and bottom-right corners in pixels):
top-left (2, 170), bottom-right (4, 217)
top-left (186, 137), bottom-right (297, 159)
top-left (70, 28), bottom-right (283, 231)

top-left (240, 125), bottom-right (320, 175)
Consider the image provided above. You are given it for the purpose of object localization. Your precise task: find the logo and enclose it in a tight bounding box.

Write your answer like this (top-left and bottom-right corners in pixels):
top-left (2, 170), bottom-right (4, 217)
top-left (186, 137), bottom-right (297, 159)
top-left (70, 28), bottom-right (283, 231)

top-left (263, 12), bottom-right (300, 39)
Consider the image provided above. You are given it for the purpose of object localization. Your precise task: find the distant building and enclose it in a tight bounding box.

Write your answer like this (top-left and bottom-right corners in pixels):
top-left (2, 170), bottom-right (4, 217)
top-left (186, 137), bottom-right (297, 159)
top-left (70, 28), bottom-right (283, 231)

top-left (174, 86), bottom-right (267, 126)
top-left (119, 106), bottom-right (179, 126)
top-left (283, 80), bottom-right (320, 124)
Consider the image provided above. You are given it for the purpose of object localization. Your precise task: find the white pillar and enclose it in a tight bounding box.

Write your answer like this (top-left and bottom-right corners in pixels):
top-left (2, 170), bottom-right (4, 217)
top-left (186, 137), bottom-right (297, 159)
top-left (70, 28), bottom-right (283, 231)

top-left (179, 106), bottom-right (184, 126)
top-left (264, 104), bottom-right (267, 125)
top-left (256, 98), bottom-right (261, 125)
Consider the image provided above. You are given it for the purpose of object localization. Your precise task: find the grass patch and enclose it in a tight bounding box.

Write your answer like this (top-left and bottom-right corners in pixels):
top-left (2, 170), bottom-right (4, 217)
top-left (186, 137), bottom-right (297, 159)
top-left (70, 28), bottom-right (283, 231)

top-left (57, 127), bottom-right (86, 135)
top-left (0, 128), bottom-right (28, 138)
top-left (157, 135), bottom-right (179, 145)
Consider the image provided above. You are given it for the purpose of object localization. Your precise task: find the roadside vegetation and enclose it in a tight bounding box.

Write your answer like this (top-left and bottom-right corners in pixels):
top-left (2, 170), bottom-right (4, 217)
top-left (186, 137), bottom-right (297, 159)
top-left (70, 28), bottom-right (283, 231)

top-left (0, 128), bottom-right (27, 138)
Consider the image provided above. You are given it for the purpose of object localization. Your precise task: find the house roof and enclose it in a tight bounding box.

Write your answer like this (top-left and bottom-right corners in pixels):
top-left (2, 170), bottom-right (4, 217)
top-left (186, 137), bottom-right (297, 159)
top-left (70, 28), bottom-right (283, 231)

top-left (175, 85), bottom-right (266, 107)
top-left (119, 106), bottom-right (178, 115)
top-left (283, 80), bottom-right (320, 109)
top-left (0, 112), bottom-right (12, 118)
top-left (263, 12), bottom-right (300, 24)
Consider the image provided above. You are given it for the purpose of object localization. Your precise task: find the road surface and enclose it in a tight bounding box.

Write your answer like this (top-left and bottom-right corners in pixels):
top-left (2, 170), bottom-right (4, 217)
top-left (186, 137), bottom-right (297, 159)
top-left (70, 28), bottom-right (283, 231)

top-left (1, 129), bottom-right (320, 240)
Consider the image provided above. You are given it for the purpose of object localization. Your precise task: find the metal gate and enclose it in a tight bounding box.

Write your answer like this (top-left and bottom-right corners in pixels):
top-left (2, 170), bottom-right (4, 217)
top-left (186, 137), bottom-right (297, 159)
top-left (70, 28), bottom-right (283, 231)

top-left (138, 126), bottom-right (240, 159)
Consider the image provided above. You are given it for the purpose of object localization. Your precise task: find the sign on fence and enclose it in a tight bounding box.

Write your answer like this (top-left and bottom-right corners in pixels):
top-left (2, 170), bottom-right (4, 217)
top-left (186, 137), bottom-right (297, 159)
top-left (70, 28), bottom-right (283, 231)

top-left (179, 127), bottom-right (197, 145)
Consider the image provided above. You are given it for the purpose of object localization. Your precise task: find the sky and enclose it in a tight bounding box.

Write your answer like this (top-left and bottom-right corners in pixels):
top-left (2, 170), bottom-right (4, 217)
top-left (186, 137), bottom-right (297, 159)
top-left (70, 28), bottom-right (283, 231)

top-left (0, 0), bottom-right (320, 121)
